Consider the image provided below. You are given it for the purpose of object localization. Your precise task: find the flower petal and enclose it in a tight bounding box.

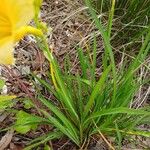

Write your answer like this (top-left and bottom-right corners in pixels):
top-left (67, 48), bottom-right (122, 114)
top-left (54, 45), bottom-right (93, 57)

top-left (1, 0), bottom-right (35, 29)
top-left (14, 26), bottom-right (43, 41)
top-left (0, 37), bottom-right (15, 65)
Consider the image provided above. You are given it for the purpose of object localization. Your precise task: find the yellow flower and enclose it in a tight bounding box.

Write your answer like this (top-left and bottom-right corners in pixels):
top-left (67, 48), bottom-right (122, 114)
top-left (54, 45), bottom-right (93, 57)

top-left (0, 0), bottom-right (43, 65)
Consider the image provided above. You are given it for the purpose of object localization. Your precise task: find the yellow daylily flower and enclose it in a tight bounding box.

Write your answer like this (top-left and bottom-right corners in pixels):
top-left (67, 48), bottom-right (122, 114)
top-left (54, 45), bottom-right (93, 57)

top-left (0, 0), bottom-right (43, 65)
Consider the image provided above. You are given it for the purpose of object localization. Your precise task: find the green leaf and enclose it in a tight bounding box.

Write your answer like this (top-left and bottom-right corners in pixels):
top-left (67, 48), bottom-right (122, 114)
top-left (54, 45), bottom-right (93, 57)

top-left (24, 131), bottom-right (62, 150)
top-left (14, 111), bottom-right (47, 134)
top-left (124, 29), bottom-right (150, 81)
top-left (85, 0), bottom-right (117, 105)
top-left (0, 95), bottom-right (16, 110)
top-left (77, 47), bottom-right (88, 79)
top-left (107, 0), bottom-right (115, 38)
top-left (115, 122), bottom-right (122, 149)
top-left (23, 99), bottom-right (34, 109)
top-left (41, 110), bottom-right (80, 145)
top-left (84, 65), bottom-right (111, 117)
top-left (91, 34), bottom-right (97, 86)
top-left (39, 96), bottom-right (79, 139)
top-left (0, 79), bottom-right (5, 90)
top-left (44, 145), bottom-right (51, 150)
top-left (85, 107), bottom-right (150, 124)
top-left (49, 57), bottom-right (79, 121)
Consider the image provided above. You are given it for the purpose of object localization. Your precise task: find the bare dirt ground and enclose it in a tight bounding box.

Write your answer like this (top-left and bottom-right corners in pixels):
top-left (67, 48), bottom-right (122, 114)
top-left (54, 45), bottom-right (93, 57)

top-left (0, 0), bottom-right (150, 149)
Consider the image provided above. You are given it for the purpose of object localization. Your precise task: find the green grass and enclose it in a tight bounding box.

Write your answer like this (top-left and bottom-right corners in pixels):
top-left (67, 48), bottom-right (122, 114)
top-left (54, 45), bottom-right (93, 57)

top-left (11, 0), bottom-right (150, 149)
top-left (93, 0), bottom-right (150, 50)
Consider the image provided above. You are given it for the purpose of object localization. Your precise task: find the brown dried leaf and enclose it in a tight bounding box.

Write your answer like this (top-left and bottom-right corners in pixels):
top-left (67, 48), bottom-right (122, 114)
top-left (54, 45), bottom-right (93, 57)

top-left (0, 112), bottom-right (8, 123)
top-left (0, 130), bottom-right (13, 150)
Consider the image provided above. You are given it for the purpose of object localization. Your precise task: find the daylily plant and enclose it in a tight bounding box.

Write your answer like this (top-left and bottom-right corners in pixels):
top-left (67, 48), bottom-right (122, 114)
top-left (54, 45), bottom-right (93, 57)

top-left (0, 0), bottom-right (42, 65)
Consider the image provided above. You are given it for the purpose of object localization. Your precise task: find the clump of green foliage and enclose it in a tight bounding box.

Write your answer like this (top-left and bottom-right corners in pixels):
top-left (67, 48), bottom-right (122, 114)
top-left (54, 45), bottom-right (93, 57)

top-left (7, 0), bottom-right (150, 149)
